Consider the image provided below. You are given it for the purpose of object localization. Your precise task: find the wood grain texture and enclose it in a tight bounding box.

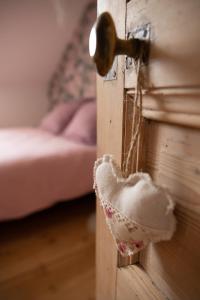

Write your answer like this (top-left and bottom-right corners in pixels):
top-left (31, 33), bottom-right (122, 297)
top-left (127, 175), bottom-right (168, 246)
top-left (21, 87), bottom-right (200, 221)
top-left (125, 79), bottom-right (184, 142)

top-left (125, 0), bottom-right (200, 89)
top-left (140, 122), bottom-right (200, 300)
top-left (0, 196), bottom-right (95, 300)
top-left (142, 109), bottom-right (200, 128)
top-left (128, 88), bottom-right (200, 128)
top-left (97, 0), bottom-right (200, 299)
top-left (96, 1), bottom-right (126, 299)
top-left (116, 265), bottom-right (166, 300)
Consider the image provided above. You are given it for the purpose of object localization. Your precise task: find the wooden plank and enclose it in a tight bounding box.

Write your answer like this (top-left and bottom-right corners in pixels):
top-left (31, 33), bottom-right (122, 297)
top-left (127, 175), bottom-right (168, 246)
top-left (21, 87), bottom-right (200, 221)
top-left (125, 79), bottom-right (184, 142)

top-left (0, 198), bottom-right (95, 300)
top-left (142, 109), bottom-right (200, 128)
top-left (140, 122), bottom-right (200, 300)
top-left (125, 0), bottom-right (200, 89)
top-left (96, 0), bottom-right (126, 299)
top-left (125, 89), bottom-right (200, 128)
top-left (0, 243), bottom-right (94, 300)
top-left (116, 265), bottom-right (167, 300)
top-left (128, 88), bottom-right (200, 115)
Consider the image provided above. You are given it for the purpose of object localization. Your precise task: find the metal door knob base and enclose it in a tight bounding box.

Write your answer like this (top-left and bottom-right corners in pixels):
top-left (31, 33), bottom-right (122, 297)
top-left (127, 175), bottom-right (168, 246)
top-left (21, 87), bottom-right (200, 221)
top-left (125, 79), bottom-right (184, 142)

top-left (89, 12), bottom-right (147, 76)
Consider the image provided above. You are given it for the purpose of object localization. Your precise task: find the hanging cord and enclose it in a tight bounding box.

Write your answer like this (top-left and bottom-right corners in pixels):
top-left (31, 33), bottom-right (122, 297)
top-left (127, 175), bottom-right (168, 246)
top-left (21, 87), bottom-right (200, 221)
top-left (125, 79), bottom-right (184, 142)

top-left (124, 57), bottom-right (143, 176)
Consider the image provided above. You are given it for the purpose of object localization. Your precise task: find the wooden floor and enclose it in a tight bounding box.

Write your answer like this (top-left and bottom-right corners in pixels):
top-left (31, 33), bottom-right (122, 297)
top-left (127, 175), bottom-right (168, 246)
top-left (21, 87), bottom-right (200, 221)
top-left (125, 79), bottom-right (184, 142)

top-left (0, 195), bottom-right (95, 300)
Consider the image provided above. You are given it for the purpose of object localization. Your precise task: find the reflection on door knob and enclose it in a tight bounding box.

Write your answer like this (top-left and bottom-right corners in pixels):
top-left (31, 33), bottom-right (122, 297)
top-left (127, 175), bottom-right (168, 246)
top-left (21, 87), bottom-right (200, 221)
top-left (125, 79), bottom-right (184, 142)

top-left (89, 12), bottom-right (146, 76)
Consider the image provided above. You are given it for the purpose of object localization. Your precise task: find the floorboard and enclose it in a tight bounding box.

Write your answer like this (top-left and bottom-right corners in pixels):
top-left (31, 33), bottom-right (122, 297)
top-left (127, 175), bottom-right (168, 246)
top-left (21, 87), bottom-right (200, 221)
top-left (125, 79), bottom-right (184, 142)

top-left (0, 195), bottom-right (95, 300)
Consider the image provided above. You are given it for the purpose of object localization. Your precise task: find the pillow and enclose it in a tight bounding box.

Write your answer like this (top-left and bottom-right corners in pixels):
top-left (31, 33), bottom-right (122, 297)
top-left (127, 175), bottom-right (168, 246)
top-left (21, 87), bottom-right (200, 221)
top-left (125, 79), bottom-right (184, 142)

top-left (39, 101), bottom-right (81, 134)
top-left (62, 99), bottom-right (96, 145)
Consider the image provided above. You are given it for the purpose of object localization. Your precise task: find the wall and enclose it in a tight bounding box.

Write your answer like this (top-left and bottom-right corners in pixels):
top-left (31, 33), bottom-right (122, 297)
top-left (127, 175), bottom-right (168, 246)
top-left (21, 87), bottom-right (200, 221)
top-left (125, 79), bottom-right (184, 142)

top-left (0, 0), bottom-right (90, 127)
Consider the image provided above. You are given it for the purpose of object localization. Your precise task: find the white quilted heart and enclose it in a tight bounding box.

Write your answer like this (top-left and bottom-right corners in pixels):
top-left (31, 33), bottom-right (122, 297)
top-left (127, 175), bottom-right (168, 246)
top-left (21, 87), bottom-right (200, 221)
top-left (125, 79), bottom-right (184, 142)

top-left (94, 154), bottom-right (176, 256)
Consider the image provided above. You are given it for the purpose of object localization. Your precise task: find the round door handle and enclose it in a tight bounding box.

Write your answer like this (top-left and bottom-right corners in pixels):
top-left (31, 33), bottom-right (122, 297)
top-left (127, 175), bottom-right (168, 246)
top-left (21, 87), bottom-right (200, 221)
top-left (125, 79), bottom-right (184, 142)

top-left (89, 12), bottom-right (145, 76)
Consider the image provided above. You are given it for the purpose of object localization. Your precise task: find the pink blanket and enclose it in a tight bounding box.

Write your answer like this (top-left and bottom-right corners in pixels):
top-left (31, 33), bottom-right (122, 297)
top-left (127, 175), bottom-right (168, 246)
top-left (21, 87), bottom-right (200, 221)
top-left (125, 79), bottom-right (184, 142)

top-left (0, 128), bottom-right (96, 221)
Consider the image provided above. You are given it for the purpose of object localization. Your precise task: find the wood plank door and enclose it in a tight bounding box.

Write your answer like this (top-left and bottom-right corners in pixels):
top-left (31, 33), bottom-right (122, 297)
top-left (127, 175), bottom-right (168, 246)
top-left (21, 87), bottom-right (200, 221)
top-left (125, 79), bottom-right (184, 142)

top-left (96, 1), bottom-right (200, 299)
top-left (96, 1), bottom-right (126, 300)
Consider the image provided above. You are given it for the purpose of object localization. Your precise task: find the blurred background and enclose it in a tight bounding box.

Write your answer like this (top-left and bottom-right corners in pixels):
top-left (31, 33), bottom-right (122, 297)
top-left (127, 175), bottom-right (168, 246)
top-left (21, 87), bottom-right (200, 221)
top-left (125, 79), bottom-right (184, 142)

top-left (0, 1), bottom-right (97, 299)
top-left (0, 0), bottom-right (95, 127)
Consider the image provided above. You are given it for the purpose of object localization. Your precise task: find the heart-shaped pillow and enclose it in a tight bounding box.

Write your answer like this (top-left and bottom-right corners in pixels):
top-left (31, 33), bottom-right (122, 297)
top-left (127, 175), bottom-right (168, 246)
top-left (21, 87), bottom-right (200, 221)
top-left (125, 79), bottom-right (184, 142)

top-left (94, 155), bottom-right (176, 257)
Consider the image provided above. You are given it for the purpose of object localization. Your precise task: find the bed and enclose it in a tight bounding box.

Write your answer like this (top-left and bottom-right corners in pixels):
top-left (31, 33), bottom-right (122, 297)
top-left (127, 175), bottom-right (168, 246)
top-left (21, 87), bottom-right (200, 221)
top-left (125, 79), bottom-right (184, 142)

top-left (0, 0), bottom-right (97, 221)
top-left (0, 127), bottom-right (96, 221)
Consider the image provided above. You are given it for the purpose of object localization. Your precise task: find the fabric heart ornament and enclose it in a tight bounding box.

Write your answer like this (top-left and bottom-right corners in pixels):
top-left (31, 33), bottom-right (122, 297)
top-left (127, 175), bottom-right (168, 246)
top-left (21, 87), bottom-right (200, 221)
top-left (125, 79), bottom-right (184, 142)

top-left (94, 155), bottom-right (176, 257)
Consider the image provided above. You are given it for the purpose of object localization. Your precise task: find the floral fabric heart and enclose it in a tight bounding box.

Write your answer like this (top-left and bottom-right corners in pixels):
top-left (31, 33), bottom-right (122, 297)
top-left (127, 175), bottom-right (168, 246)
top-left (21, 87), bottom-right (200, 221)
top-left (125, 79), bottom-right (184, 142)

top-left (94, 155), bottom-right (176, 257)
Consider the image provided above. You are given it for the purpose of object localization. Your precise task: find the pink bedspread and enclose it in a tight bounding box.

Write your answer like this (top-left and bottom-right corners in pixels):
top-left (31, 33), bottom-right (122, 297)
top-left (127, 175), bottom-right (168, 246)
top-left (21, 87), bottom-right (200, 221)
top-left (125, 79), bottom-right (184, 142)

top-left (0, 128), bottom-right (96, 221)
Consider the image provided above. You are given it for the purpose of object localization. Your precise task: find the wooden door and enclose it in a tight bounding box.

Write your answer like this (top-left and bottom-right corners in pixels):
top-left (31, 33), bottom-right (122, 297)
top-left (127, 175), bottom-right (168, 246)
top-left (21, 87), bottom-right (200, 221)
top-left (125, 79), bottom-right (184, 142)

top-left (96, 1), bottom-right (200, 300)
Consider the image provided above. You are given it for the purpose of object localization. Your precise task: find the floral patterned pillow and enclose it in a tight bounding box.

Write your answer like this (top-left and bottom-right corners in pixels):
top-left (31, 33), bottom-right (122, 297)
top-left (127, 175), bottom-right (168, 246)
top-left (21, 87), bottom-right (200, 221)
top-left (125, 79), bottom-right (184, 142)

top-left (48, 1), bottom-right (96, 108)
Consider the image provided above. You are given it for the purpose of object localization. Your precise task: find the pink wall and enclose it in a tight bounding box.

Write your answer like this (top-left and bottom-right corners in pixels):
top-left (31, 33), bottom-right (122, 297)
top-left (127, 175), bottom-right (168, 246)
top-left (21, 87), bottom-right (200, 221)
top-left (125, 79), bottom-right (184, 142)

top-left (0, 0), bottom-right (91, 127)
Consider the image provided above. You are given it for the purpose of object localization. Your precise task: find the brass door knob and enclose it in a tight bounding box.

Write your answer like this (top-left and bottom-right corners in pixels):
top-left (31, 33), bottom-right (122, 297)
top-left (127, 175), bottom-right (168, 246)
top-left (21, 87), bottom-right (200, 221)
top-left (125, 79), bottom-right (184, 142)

top-left (89, 12), bottom-right (146, 76)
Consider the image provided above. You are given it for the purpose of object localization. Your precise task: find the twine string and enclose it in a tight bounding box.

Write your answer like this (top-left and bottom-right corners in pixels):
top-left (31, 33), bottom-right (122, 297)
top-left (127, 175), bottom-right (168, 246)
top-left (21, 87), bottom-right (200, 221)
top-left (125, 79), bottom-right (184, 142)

top-left (124, 57), bottom-right (143, 176)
